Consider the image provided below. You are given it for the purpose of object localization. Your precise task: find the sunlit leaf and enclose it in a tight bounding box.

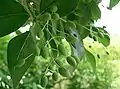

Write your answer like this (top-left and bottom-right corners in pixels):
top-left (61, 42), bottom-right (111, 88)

top-left (85, 49), bottom-right (96, 72)
top-left (109, 0), bottom-right (120, 9)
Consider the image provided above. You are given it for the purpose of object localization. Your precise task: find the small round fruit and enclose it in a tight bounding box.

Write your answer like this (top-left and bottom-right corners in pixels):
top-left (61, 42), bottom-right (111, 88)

top-left (98, 32), bottom-right (104, 38)
top-left (40, 46), bottom-right (49, 59)
top-left (58, 67), bottom-right (70, 77)
top-left (58, 44), bottom-right (67, 56)
top-left (51, 13), bottom-right (60, 20)
top-left (93, 36), bottom-right (98, 41)
top-left (88, 33), bottom-right (93, 38)
top-left (71, 55), bottom-right (80, 63)
top-left (67, 56), bottom-right (77, 67)
top-left (41, 76), bottom-right (48, 87)
top-left (52, 72), bottom-right (58, 81)
top-left (55, 59), bottom-right (63, 67)
top-left (41, 12), bottom-right (51, 21)
top-left (50, 5), bottom-right (58, 13)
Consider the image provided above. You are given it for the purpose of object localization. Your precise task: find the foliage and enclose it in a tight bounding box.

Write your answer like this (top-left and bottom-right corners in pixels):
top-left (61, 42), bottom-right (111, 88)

top-left (0, 0), bottom-right (120, 89)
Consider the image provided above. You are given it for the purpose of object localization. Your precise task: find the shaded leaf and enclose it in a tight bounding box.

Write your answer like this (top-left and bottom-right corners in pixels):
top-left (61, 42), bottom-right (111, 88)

top-left (89, 1), bottom-right (101, 20)
top-left (0, 0), bottom-right (29, 37)
top-left (7, 31), bottom-right (36, 89)
top-left (76, 3), bottom-right (91, 25)
top-left (56, 0), bottom-right (78, 16)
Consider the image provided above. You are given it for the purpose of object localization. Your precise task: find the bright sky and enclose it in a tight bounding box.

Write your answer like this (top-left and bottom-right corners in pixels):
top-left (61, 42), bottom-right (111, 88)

top-left (96, 0), bottom-right (120, 36)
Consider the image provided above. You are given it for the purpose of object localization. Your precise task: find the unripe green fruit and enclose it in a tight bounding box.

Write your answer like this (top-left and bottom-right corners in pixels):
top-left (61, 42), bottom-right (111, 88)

top-left (52, 72), bottom-right (58, 81)
top-left (16, 59), bottom-right (25, 67)
top-left (92, 27), bottom-right (99, 32)
top-left (98, 32), bottom-right (104, 38)
top-left (58, 44), bottom-right (67, 56)
top-left (41, 76), bottom-right (48, 87)
top-left (89, 33), bottom-right (93, 38)
top-left (93, 36), bottom-right (98, 41)
top-left (37, 30), bottom-right (44, 39)
top-left (51, 13), bottom-right (60, 20)
top-left (71, 55), bottom-right (80, 63)
top-left (58, 67), bottom-right (70, 77)
top-left (55, 59), bottom-right (63, 67)
top-left (39, 12), bottom-right (51, 22)
top-left (40, 46), bottom-right (49, 59)
top-left (67, 56), bottom-right (77, 67)
top-left (50, 5), bottom-right (58, 13)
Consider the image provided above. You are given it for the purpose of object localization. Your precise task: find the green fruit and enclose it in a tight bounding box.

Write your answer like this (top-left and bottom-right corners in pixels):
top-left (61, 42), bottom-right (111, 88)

top-left (52, 72), bottom-right (58, 81)
top-left (88, 33), bottom-right (93, 38)
top-left (67, 56), bottom-right (77, 67)
top-left (41, 12), bottom-right (51, 21)
top-left (51, 13), bottom-right (60, 20)
top-left (40, 46), bottom-right (49, 59)
top-left (55, 59), bottom-right (63, 67)
top-left (50, 5), bottom-right (58, 13)
top-left (37, 30), bottom-right (44, 39)
top-left (93, 36), bottom-right (98, 41)
top-left (16, 59), bottom-right (25, 67)
top-left (98, 32), bottom-right (104, 38)
top-left (65, 21), bottom-right (76, 29)
top-left (58, 44), bottom-right (67, 56)
top-left (58, 67), bottom-right (70, 77)
top-left (92, 27), bottom-right (99, 32)
top-left (41, 76), bottom-right (48, 87)
top-left (71, 55), bottom-right (80, 63)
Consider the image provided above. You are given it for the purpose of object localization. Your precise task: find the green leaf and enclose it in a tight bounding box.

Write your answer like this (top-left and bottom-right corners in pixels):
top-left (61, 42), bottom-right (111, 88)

top-left (7, 31), bottom-right (36, 89)
top-left (109, 0), bottom-right (120, 9)
top-left (40, 0), bottom-right (55, 13)
top-left (56, 0), bottom-right (78, 16)
top-left (0, 0), bottom-right (29, 37)
top-left (89, 1), bottom-right (101, 20)
top-left (99, 34), bottom-right (110, 47)
top-left (85, 49), bottom-right (96, 72)
top-left (76, 25), bottom-right (90, 39)
top-left (92, 27), bottom-right (110, 47)
top-left (76, 3), bottom-right (91, 25)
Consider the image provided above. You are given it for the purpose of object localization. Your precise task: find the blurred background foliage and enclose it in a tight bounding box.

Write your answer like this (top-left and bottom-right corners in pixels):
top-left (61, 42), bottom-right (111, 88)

top-left (0, 34), bottom-right (120, 89)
